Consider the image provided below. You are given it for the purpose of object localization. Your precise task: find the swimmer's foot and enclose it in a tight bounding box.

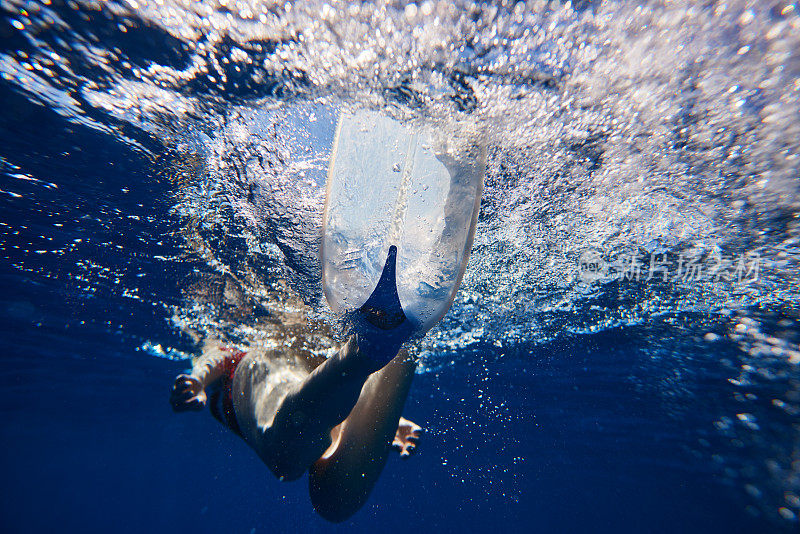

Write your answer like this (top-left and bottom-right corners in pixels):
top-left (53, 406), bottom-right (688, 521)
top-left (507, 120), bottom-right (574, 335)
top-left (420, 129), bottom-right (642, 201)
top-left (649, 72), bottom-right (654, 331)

top-left (360, 245), bottom-right (406, 330)
top-left (352, 245), bottom-right (416, 369)
top-left (392, 417), bottom-right (423, 459)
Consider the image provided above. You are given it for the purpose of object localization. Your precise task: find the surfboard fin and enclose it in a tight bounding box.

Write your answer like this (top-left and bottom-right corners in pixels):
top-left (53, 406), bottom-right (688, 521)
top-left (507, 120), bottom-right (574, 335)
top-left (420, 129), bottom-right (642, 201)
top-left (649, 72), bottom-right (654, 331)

top-left (359, 245), bottom-right (407, 330)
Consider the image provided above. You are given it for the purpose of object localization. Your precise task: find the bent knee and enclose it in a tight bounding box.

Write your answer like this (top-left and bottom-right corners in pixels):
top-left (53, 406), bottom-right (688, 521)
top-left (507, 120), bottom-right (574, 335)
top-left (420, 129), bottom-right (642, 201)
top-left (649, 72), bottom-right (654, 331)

top-left (308, 469), bottom-right (365, 523)
top-left (260, 435), bottom-right (331, 482)
top-left (262, 452), bottom-right (308, 482)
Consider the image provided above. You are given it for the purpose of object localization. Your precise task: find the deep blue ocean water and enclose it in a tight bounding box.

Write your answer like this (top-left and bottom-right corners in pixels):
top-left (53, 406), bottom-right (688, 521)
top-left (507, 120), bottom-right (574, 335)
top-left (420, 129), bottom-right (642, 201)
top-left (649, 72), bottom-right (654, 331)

top-left (0, 317), bottom-right (770, 533)
top-left (0, 303), bottom-right (771, 534)
top-left (2, 1), bottom-right (799, 533)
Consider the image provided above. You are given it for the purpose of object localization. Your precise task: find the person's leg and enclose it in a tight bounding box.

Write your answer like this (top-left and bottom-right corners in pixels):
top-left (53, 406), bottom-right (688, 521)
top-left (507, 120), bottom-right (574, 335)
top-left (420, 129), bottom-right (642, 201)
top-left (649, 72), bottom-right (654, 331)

top-left (254, 335), bottom-right (396, 481)
top-left (307, 348), bottom-right (418, 522)
top-left (256, 246), bottom-right (415, 480)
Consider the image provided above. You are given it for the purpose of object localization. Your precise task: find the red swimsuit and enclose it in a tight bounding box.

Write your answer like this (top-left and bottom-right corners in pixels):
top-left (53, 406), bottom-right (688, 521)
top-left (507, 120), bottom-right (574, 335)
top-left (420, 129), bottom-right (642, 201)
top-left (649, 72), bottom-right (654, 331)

top-left (207, 348), bottom-right (246, 438)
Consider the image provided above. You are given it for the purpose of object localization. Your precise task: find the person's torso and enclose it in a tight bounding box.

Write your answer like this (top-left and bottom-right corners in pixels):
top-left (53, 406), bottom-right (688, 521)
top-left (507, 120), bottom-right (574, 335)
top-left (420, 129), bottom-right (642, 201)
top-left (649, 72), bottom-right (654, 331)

top-left (230, 350), bottom-right (311, 445)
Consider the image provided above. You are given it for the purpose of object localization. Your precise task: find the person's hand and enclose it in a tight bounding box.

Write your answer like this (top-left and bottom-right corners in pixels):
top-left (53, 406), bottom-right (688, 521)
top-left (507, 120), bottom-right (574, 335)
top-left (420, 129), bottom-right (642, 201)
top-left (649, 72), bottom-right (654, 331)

top-left (392, 417), bottom-right (422, 459)
top-left (170, 374), bottom-right (206, 412)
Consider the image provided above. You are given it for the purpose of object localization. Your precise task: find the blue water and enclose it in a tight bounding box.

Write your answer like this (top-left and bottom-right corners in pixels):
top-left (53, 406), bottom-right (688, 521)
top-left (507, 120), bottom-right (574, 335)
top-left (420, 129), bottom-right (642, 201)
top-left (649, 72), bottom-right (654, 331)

top-left (0, 310), bottom-right (769, 533)
top-left (2, 1), bottom-right (799, 532)
top-left (0, 322), bottom-right (768, 533)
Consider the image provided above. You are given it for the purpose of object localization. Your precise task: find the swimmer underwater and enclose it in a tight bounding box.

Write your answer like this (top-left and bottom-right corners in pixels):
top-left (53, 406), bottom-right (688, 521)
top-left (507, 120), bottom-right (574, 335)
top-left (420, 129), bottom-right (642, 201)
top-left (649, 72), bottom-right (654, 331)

top-left (170, 246), bottom-right (426, 522)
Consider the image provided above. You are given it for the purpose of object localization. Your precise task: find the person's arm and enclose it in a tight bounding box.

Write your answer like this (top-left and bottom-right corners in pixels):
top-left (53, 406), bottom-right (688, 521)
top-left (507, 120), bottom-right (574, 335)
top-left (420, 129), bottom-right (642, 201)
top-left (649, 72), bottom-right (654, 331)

top-left (169, 344), bottom-right (231, 412)
top-left (189, 345), bottom-right (231, 386)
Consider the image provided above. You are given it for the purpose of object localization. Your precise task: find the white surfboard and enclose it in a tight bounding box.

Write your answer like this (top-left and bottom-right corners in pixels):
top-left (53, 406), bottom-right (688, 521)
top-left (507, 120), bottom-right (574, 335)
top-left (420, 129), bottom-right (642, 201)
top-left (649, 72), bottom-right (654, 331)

top-left (322, 109), bottom-right (485, 333)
